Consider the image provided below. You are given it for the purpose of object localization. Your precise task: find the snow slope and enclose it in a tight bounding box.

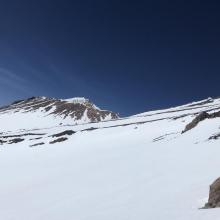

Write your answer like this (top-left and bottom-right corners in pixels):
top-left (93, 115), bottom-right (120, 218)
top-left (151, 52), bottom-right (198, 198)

top-left (0, 97), bottom-right (220, 220)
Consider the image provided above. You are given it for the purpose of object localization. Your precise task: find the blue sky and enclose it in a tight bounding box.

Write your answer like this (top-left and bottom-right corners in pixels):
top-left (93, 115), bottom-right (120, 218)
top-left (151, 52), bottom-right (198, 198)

top-left (0, 0), bottom-right (220, 116)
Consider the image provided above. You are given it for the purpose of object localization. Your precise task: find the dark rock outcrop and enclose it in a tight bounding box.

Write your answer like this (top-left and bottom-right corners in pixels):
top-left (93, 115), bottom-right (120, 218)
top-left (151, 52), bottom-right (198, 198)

top-left (49, 137), bottom-right (68, 144)
top-left (8, 138), bottom-right (24, 144)
top-left (82, 127), bottom-right (98, 132)
top-left (182, 110), bottom-right (220, 133)
top-left (205, 177), bottom-right (220, 208)
top-left (182, 112), bottom-right (209, 133)
top-left (0, 133), bottom-right (45, 139)
top-left (30, 142), bottom-right (45, 147)
top-left (209, 133), bottom-right (220, 140)
top-left (51, 130), bottom-right (75, 138)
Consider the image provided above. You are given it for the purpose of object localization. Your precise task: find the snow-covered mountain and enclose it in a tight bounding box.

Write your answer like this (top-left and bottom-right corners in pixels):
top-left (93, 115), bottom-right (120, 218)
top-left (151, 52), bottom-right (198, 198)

top-left (0, 96), bottom-right (119, 130)
top-left (0, 96), bottom-right (220, 220)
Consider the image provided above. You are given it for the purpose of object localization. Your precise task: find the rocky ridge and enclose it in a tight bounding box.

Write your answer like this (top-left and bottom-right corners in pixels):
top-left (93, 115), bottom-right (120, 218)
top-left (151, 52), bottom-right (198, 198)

top-left (0, 96), bottom-right (119, 124)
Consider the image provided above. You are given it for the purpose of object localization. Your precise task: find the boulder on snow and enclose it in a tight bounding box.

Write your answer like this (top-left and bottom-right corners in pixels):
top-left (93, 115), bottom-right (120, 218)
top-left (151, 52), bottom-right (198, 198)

top-left (204, 177), bottom-right (220, 208)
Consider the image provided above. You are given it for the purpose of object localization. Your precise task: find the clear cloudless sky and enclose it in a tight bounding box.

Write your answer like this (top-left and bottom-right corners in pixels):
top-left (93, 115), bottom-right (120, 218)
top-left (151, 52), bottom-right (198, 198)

top-left (0, 0), bottom-right (220, 116)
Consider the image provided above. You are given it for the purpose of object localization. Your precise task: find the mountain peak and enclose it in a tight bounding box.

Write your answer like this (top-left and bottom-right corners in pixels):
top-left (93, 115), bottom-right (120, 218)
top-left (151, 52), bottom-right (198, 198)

top-left (0, 96), bottom-right (119, 130)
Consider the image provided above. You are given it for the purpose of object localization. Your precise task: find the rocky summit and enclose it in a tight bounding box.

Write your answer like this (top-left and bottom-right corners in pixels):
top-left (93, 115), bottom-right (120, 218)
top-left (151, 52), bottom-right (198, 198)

top-left (0, 96), bottom-right (119, 130)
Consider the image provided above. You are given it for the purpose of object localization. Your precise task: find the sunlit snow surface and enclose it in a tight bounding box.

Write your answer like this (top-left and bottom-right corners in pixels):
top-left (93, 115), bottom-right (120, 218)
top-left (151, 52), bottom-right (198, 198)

top-left (0, 98), bottom-right (220, 220)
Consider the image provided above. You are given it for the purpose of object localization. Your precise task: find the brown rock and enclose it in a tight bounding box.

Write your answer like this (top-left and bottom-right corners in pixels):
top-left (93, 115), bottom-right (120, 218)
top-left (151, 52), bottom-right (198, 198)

top-left (0, 96), bottom-right (119, 123)
top-left (182, 112), bottom-right (209, 133)
top-left (182, 110), bottom-right (220, 133)
top-left (205, 177), bottom-right (220, 208)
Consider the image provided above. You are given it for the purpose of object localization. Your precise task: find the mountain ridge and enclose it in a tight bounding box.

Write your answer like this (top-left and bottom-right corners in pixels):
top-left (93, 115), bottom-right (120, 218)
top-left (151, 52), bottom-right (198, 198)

top-left (0, 96), bottom-right (119, 130)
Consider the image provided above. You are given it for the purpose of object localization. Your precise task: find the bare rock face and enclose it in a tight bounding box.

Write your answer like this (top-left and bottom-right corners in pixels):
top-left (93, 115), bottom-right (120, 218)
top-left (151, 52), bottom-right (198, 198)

top-left (0, 96), bottom-right (119, 123)
top-left (205, 177), bottom-right (220, 208)
top-left (182, 110), bottom-right (220, 133)
top-left (182, 112), bottom-right (209, 133)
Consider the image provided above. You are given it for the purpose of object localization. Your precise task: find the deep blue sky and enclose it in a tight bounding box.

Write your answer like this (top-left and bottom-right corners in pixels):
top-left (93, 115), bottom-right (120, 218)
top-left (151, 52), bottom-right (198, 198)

top-left (0, 0), bottom-right (220, 116)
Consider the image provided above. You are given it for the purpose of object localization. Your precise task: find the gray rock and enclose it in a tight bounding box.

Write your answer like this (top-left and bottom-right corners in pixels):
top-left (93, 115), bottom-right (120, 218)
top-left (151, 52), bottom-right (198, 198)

top-left (182, 110), bottom-right (220, 133)
top-left (205, 177), bottom-right (220, 208)
top-left (182, 112), bottom-right (209, 133)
